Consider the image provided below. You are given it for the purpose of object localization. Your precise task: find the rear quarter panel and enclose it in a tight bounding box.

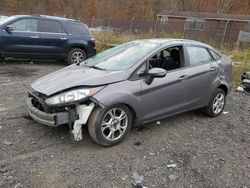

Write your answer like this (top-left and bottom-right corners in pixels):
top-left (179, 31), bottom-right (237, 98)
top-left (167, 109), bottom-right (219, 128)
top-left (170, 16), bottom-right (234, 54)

top-left (221, 55), bottom-right (233, 88)
top-left (67, 36), bottom-right (96, 57)
top-left (216, 55), bottom-right (233, 94)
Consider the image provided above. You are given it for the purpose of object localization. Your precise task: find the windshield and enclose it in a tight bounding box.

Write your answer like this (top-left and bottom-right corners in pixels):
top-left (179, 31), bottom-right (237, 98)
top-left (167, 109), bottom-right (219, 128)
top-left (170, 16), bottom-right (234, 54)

top-left (0, 16), bottom-right (13, 25)
top-left (80, 41), bottom-right (158, 71)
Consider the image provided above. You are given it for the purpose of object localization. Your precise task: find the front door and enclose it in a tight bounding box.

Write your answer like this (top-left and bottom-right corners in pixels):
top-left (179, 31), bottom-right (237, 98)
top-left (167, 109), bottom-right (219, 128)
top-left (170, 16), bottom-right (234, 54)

top-left (140, 45), bottom-right (189, 122)
top-left (1, 18), bottom-right (41, 58)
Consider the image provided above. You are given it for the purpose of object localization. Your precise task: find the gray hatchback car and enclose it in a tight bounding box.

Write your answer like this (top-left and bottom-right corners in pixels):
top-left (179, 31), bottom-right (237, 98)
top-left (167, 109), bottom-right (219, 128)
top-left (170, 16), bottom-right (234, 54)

top-left (27, 39), bottom-right (233, 146)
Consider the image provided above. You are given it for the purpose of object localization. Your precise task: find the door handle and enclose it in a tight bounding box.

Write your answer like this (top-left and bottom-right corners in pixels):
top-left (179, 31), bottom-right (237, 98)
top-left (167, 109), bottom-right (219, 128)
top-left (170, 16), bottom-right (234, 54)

top-left (30, 35), bottom-right (39, 39)
top-left (60, 37), bottom-right (67, 40)
top-left (179, 75), bottom-right (189, 81)
top-left (210, 66), bottom-right (217, 71)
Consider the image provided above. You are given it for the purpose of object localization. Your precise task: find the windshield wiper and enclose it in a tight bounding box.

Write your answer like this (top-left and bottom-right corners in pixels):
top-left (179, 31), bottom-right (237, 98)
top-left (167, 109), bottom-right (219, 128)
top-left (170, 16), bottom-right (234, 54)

top-left (87, 65), bottom-right (107, 71)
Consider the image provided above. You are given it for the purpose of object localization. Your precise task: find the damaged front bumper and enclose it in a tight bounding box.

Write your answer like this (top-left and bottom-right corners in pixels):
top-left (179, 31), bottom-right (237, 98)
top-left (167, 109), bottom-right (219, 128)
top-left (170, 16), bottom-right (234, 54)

top-left (26, 91), bottom-right (98, 126)
top-left (26, 98), bottom-right (72, 127)
top-left (26, 91), bottom-right (99, 141)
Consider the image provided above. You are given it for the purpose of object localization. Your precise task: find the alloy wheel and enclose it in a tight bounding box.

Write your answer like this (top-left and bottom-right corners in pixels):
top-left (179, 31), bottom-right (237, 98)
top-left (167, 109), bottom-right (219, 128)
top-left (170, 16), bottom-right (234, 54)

top-left (101, 108), bottom-right (128, 141)
top-left (71, 51), bottom-right (85, 63)
top-left (212, 93), bottom-right (225, 114)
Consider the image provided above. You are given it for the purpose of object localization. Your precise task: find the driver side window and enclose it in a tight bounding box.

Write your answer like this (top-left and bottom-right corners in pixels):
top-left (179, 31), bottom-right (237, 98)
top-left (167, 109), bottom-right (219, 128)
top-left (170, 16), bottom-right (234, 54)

top-left (12, 19), bottom-right (38, 32)
top-left (149, 46), bottom-right (183, 71)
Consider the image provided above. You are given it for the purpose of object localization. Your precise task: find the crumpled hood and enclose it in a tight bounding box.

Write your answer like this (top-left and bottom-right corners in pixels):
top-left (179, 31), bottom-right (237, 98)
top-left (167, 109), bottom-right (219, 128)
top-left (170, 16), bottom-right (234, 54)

top-left (31, 64), bottom-right (127, 96)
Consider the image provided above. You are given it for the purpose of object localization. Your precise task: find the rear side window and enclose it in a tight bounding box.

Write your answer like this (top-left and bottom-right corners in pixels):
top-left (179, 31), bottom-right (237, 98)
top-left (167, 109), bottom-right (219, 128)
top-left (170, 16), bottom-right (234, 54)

top-left (187, 46), bottom-right (212, 65)
top-left (64, 22), bottom-right (91, 35)
top-left (12, 19), bottom-right (37, 32)
top-left (38, 19), bottom-right (65, 33)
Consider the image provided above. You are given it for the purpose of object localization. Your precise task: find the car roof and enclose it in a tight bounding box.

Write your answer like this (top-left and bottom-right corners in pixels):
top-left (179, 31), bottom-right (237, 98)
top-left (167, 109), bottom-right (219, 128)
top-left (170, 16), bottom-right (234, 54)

top-left (138, 38), bottom-right (206, 45)
top-left (9, 15), bottom-right (80, 23)
top-left (136, 38), bottom-right (213, 49)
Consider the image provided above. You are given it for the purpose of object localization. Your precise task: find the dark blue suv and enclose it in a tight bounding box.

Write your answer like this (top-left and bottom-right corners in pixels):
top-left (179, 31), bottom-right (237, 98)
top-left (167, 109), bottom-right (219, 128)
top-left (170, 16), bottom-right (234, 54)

top-left (0, 15), bottom-right (96, 64)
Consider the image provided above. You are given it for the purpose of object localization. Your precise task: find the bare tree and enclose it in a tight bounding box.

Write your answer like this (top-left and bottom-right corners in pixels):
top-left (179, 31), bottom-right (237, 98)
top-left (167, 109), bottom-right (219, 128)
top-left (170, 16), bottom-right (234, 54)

top-left (170, 0), bottom-right (179, 11)
top-left (246, 0), bottom-right (250, 14)
top-left (217, 0), bottom-right (233, 13)
top-left (0, 0), bottom-right (248, 20)
top-left (172, 0), bottom-right (201, 11)
top-left (0, 0), bottom-right (6, 14)
top-left (127, 0), bottom-right (137, 19)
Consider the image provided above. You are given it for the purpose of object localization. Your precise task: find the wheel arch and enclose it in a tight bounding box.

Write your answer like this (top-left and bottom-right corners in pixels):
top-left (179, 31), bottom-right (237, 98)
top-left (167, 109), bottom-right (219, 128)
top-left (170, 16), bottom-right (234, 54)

top-left (218, 84), bottom-right (228, 95)
top-left (117, 103), bottom-right (137, 127)
top-left (69, 46), bottom-right (87, 55)
top-left (67, 39), bottom-right (88, 53)
top-left (92, 96), bottom-right (141, 127)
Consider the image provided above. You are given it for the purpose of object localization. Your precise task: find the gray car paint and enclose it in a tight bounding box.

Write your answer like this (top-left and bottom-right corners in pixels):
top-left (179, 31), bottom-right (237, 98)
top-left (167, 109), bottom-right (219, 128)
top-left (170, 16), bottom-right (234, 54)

top-left (31, 39), bottom-right (232, 125)
top-left (92, 41), bottom-right (232, 124)
top-left (31, 64), bottom-right (127, 96)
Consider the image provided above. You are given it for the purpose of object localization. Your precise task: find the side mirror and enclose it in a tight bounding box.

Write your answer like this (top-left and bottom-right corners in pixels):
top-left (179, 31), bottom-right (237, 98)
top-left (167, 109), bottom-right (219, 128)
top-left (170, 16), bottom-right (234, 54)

top-left (145, 68), bottom-right (167, 85)
top-left (5, 25), bottom-right (14, 33)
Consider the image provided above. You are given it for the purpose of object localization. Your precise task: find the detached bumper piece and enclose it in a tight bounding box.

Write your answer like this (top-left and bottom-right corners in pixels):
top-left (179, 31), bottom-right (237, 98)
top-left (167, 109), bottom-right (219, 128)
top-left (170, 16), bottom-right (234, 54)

top-left (242, 79), bottom-right (250, 92)
top-left (27, 98), bottom-right (70, 127)
top-left (239, 72), bottom-right (250, 93)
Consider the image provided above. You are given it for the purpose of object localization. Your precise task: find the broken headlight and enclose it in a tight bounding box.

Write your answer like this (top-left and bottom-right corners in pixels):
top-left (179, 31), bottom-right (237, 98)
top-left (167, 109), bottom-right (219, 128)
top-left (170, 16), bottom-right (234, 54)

top-left (45, 87), bottom-right (103, 106)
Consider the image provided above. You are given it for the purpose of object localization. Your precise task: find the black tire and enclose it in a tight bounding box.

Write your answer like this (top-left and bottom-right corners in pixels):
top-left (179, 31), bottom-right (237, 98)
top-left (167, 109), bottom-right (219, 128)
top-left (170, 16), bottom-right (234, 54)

top-left (203, 88), bottom-right (226, 117)
top-left (0, 57), bottom-right (4, 63)
top-left (67, 48), bottom-right (86, 65)
top-left (88, 104), bottom-right (132, 147)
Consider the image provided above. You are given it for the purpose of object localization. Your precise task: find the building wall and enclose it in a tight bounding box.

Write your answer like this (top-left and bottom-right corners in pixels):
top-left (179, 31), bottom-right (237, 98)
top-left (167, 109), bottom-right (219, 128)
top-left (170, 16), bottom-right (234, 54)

top-left (225, 21), bottom-right (246, 43)
top-left (157, 17), bottom-right (185, 34)
top-left (157, 16), bottom-right (247, 45)
top-left (184, 19), bottom-right (218, 42)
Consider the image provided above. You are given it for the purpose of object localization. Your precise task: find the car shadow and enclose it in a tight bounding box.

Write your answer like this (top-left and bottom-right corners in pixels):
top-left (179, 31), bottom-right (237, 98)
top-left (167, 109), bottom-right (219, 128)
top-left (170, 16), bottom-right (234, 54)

top-left (43, 110), bottom-right (208, 147)
top-left (133, 110), bottom-right (206, 131)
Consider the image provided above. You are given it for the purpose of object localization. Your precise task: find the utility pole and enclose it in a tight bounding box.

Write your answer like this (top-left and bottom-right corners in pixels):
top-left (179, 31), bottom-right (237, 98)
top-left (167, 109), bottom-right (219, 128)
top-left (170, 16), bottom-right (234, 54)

top-left (221, 19), bottom-right (230, 48)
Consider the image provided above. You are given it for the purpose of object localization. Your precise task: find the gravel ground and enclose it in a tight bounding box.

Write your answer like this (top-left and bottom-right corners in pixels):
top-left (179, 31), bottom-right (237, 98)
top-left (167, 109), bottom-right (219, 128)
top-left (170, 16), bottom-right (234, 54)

top-left (0, 61), bottom-right (250, 188)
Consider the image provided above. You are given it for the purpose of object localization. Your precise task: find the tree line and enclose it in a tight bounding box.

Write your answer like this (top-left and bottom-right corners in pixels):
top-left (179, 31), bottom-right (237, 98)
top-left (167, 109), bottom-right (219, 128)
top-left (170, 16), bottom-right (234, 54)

top-left (0, 0), bottom-right (249, 20)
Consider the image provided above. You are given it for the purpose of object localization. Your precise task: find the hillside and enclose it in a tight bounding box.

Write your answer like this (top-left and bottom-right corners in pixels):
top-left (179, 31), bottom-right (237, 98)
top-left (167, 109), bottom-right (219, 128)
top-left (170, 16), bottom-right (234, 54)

top-left (0, 0), bottom-right (249, 20)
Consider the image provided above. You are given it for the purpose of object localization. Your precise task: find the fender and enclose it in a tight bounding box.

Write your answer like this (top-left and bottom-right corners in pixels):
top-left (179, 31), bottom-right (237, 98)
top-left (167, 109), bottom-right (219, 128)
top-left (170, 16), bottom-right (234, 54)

top-left (92, 80), bottom-right (142, 125)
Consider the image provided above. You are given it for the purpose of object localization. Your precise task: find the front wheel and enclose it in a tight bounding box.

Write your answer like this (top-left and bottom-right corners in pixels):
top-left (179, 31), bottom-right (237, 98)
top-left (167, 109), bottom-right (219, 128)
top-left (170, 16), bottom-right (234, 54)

top-left (88, 105), bottom-right (132, 147)
top-left (0, 57), bottom-right (5, 63)
top-left (67, 48), bottom-right (86, 65)
top-left (203, 88), bottom-right (226, 117)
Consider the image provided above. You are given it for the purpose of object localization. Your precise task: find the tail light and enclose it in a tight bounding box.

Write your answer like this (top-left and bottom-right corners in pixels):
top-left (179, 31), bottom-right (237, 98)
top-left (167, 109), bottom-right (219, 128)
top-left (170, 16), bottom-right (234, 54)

top-left (90, 37), bottom-right (95, 44)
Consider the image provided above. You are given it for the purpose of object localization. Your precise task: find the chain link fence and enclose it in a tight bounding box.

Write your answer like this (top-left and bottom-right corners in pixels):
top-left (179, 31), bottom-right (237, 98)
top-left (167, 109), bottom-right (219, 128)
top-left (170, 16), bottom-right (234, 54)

top-left (80, 17), bottom-right (248, 48)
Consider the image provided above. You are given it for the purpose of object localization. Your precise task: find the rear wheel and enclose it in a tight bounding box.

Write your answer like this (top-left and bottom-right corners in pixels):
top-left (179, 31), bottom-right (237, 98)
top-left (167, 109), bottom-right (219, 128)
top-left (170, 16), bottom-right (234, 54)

top-left (67, 48), bottom-right (86, 65)
top-left (203, 88), bottom-right (226, 117)
top-left (88, 104), bottom-right (132, 147)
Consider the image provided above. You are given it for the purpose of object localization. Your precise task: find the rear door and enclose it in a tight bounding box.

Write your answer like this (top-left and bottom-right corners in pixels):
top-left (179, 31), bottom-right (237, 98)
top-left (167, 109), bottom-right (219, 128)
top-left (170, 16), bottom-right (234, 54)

top-left (37, 19), bottom-right (68, 58)
top-left (183, 45), bottom-right (219, 108)
top-left (1, 18), bottom-right (41, 58)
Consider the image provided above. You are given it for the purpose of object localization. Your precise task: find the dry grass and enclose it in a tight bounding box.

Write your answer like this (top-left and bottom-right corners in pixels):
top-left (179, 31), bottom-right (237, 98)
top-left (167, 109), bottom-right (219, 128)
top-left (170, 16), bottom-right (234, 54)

top-left (93, 31), bottom-right (183, 52)
top-left (93, 31), bottom-right (250, 87)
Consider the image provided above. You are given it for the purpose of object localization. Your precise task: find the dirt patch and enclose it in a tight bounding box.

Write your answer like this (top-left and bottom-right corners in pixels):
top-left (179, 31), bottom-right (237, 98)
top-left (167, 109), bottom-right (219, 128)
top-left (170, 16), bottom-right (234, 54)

top-left (0, 66), bottom-right (38, 78)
